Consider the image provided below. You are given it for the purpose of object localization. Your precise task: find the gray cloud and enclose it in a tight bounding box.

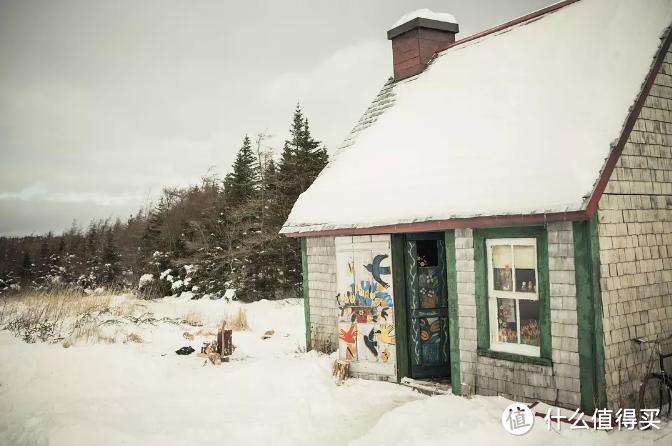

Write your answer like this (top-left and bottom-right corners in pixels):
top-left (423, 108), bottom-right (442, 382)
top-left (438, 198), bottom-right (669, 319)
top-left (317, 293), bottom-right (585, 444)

top-left (0, 0), bottom-right (555, 236)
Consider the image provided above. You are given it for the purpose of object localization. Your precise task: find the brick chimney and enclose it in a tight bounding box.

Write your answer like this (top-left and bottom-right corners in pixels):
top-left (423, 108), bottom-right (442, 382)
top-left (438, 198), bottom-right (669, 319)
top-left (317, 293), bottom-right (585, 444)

top-left (387, 10), bottom-right (459, 81)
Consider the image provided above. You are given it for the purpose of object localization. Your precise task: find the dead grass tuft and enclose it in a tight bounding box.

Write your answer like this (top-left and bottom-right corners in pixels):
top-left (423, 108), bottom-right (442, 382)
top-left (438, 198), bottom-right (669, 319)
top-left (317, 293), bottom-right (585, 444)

top-left (0, 288), bottom-right (151, 346)
top-left (181, 309), bottom-right (203, 326)
top-left (224, 308), bottom-right (249, 331)
top-left (0, 288), bottom-right (112, 343)
top-left (195, 327), bottom-right (218, 337)
top-left (124, 332), bottom-right (144, 344)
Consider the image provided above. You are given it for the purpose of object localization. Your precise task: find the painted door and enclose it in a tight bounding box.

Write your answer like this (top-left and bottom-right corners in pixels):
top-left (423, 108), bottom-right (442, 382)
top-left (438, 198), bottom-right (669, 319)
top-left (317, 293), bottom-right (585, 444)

top-left (404, 233), bottom-right (451, 379)
top-left (335, 236), bottom-right (396, 378)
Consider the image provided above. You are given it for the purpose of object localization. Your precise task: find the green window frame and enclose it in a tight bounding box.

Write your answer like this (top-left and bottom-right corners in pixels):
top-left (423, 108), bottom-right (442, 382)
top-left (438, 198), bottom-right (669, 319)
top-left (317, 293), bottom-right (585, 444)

top-left (474, 226), bottom-right (552, 367)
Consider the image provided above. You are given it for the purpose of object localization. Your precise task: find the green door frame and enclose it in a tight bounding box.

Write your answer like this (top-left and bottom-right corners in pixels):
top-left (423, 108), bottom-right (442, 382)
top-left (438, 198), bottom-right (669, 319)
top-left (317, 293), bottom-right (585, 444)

top-left (392, 231), bottom-right (461, 395)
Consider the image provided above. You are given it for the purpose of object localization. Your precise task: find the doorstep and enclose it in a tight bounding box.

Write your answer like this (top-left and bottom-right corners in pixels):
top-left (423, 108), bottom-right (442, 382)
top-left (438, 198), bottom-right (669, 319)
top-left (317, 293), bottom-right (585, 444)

top-left (400, 377), bottom-right (452, 396)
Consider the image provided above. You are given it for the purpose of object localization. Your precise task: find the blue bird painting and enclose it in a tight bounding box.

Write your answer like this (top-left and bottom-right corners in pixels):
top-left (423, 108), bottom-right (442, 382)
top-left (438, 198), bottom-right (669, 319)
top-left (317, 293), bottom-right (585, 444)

top-left (364, 254), bottom-right (391, 288)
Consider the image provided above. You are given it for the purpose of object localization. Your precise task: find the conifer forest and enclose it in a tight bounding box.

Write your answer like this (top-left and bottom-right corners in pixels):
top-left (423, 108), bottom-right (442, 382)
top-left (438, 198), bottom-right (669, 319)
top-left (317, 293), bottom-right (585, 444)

top-left (0, 105), bottom-right (329, 301)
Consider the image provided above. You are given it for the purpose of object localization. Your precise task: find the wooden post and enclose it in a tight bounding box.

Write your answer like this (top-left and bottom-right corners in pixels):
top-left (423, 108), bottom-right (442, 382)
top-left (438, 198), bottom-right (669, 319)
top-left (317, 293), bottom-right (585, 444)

top-left (223, 329), bottom-right (233, 356)
top-left (333, 359), bottom-right (350, 385)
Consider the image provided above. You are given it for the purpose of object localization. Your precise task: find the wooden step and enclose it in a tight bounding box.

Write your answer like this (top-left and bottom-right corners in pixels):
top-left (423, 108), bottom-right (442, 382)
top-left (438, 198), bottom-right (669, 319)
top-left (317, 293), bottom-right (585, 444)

top-left (400, 377), bottom-right (452, 396)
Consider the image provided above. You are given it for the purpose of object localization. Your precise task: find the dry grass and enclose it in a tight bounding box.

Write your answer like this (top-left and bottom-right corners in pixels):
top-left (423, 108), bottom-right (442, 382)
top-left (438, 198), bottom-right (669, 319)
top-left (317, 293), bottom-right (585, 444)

top-left (181, 309), bottom-right (203, 326)
top-left (124, 332), bottom-right (144, 344)
top-left (0, 288), bottom-right (149, 346)
top-left (0, 288), bottom-right (112, 343)
top-left (97, 334), bottom-right (117, 344)
top-left (223, 308), bottom-right (249, 331)
top-left (195, 327), bottom-right (218, 337)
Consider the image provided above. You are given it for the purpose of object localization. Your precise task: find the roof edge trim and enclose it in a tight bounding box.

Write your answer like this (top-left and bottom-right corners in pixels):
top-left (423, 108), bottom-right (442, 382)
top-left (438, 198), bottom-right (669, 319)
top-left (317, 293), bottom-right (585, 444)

top-left (430, 0), bottom-right (582, 59)
top-left (585, 23), bottom-right (672, 216)
top-left (283, 210), bottom-right (591, 238)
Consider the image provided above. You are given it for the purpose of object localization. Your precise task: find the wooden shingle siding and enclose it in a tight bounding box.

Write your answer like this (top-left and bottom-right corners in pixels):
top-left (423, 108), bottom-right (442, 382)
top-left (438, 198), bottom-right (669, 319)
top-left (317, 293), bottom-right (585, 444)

top-left (455, 228), bottom-right (477, 392)
top-left (305, 236), bottom-right (338, 351)
top-left (596, 50), bottom-right (672, 410)
top-left (455, 224), bottom-right (581, 407)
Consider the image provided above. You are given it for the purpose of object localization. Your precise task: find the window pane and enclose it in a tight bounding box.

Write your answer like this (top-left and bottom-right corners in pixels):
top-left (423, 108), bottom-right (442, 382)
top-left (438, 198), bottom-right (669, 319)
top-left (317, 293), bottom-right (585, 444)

top-left (496, 298), bottom-right (518, 344)
top-left (514, 245), bottom-right (536, 293)
top-left (519, 300), bottom-right (540, 346)
top-left (492, 245), bottom-right (512, 291)
top-left (513, 245), bottom-right (535, 269)
top-left (417, 240), bottom-right (438, 267)
top-left (515, 268), bottom-right (536, 293)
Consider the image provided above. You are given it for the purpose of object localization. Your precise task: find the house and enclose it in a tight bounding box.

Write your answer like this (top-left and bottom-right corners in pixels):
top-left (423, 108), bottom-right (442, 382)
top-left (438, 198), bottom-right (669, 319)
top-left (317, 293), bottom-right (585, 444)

top-left (281, 0), bottom-right (672, 412)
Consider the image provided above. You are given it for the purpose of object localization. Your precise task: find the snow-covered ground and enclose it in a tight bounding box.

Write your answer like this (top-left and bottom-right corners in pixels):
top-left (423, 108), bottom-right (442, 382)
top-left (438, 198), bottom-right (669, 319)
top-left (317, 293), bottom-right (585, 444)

top-left (0, 294), bottom-right (670, 445)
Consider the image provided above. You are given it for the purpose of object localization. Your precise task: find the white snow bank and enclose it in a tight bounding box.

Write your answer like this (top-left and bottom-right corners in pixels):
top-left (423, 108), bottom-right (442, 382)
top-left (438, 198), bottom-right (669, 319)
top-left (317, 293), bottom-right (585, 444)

top-left (283, 0), bottom-right (672, 233)
top-left (0, 297), bottom-right (423, 446)
top-left (138, 274), bottom-right (154, 288)
top-left (391, 9), bottom-right (457, 28)
top-left (349, 393), bottom-right (672, 446)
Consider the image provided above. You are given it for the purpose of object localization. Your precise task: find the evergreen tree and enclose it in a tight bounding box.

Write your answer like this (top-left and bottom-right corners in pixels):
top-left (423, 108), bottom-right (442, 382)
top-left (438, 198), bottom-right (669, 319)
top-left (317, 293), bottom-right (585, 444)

top-left (39, 235), bottom-right (52, 275)
top-left (85, 224), bottom-right (98, 260)
top-left (21, 251), bottom-right (33, 279)
top-left (142, 198), bottom-right (167, 254)
top-left (277, 104), bottom-right (329, 219)
top-left (101, 228), bottom-right (120, 266)
top-left (225, 135), bottom-right (258, 205)
top-left (101, 228), bottom-right (121, 284)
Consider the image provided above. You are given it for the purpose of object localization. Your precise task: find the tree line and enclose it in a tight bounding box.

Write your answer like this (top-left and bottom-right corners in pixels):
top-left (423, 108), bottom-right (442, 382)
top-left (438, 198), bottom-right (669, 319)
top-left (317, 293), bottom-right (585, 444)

top-left (0, 105), bottom-right (328, 302)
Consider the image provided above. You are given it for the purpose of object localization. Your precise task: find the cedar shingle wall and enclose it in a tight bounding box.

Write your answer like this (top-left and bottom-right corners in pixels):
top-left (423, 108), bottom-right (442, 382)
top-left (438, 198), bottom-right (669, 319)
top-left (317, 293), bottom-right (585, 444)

top-left (597, 50), bottom-right (672, 409)
top-left (456, 224), bottom-right (581, 407)
top-left (305, 236), bottom-right (338, 351)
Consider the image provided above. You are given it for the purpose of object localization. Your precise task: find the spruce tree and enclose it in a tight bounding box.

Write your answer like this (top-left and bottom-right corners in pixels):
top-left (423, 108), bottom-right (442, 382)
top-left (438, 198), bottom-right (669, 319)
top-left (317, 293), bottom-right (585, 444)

top-left (39, 236), bottom-right (51, 275)
top-left (101, 228), bottom-right (121, 284)
top-left (277, 104), bottom-right (329, 219)
top-left (21, 251), bottom-right (33, 280)
top-left (85, 224), bottom-right (98, 262)
top-left (225, 135), bottom-right (258, 205)
top-left (142, 198), bottom-right (167, 254)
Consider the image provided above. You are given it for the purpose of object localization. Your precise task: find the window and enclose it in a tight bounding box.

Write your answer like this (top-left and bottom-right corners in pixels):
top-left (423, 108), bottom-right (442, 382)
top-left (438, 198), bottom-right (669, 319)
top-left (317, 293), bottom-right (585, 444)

top-left (486, 238), bottom-right (540, 357)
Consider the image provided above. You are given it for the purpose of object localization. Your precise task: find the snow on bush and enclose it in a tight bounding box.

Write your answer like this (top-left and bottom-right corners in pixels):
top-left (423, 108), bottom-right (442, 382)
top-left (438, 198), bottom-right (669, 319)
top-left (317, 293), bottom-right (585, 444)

top-left (138, 274), bottom-right (154, 289)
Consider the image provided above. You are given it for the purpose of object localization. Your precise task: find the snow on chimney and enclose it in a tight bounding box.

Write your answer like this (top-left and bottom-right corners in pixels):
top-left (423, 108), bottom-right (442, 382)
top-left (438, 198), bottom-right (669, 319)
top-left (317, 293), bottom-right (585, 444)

top-left (387, 9), bottom-right (459, 81)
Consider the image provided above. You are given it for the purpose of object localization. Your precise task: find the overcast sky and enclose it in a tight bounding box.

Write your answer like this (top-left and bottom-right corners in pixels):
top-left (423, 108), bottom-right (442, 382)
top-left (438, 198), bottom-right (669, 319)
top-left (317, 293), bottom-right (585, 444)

top-left (0, 0), bottom-right (555, 237)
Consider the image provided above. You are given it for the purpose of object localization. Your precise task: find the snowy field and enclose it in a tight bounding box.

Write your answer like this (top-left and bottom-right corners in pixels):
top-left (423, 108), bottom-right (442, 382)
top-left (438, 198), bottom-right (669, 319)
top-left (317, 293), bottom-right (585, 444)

top-left (0, 294), bottom-right (670, 446)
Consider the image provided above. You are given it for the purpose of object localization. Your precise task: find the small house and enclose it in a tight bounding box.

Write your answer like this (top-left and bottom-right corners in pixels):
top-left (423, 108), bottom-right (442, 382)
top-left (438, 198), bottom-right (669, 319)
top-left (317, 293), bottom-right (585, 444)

top-left (281, 0), bottom-right (672, 411)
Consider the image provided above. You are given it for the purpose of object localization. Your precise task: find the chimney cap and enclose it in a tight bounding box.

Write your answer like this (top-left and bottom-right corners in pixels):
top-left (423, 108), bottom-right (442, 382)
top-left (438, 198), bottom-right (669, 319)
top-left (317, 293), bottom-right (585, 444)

top-left (388, 9), bottom-right (459, 40)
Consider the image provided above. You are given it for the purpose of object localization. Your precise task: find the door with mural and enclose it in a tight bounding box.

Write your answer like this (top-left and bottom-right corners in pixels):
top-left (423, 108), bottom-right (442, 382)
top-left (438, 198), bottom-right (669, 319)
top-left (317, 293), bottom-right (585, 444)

top-left (335, 236), bottom-right (396, 378)
top-left (405, 233), bottom-right (451, 379)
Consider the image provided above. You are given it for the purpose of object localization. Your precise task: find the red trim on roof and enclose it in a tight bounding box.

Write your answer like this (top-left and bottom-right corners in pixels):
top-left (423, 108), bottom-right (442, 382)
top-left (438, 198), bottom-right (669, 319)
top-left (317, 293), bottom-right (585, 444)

top-left (284, 211), bottom-right (590, 237)
top-left (432, 0), bottom-right (582, 56)
top-left (585, 25), bottom-right (672, 217)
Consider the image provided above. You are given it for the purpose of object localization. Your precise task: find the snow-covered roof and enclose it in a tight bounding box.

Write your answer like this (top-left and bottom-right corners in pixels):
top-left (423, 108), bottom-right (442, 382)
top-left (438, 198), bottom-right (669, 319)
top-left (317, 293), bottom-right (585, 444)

top-left (281, 0), bottom-right (672, 235)
top-left (391, 9), bottom-right (457, 29)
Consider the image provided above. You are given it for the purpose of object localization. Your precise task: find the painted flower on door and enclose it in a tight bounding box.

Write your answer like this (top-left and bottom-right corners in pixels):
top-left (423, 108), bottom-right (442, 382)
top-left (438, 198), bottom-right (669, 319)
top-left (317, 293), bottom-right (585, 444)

top-left (339, 280), bottom-right (394, 324)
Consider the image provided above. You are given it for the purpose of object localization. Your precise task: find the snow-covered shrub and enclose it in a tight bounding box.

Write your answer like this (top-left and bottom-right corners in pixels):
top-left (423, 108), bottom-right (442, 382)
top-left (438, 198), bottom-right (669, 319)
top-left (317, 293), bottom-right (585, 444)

top-left (137, 273), bottom-right (170, 299)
